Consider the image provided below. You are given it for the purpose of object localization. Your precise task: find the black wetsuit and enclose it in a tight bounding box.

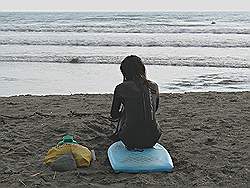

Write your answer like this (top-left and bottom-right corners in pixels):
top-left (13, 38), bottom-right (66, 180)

top-left (110, 80), bottom-right (162, 149)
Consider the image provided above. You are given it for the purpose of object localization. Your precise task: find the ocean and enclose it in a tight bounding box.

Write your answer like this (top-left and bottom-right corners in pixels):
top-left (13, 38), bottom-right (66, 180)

top-left (0, 12), bottom-right (249, 96)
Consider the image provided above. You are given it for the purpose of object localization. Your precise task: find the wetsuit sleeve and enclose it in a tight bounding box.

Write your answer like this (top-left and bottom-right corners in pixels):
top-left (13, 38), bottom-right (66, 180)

top-left (155, 85), bottom-right (159, 112)
top-left (110, 86), bottom-right (122, 119)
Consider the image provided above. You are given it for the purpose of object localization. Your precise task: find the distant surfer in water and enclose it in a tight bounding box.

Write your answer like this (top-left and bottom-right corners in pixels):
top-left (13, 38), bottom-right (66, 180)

top-left (109, 55), bottom-right (162, 149)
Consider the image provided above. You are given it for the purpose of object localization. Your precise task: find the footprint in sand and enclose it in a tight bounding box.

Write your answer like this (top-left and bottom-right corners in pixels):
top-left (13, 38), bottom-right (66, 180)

top-left (204, 137), bottom-right (217, 146)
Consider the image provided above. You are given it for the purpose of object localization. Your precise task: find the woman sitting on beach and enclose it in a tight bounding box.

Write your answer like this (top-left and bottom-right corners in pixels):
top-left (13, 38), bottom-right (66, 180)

top-left (109, 55), bottom-right (162, 149)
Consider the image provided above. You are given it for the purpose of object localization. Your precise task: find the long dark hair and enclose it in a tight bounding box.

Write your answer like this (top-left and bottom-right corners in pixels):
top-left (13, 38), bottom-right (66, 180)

top-left (120, 55), bottom-right (153, 91)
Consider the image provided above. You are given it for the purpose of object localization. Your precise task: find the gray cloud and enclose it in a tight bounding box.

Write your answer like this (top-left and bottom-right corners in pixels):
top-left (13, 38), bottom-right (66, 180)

top-left (1, 0), bottom-right (250, 11)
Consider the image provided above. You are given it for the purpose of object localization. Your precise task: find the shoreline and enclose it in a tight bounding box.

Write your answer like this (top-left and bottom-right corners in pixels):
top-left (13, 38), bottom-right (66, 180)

top-left (1, 62), bottom-right (249, 96)
top-left (0, 91), bottom-right (249, 187)
top-left (0, 90), bottom-right (249, 97)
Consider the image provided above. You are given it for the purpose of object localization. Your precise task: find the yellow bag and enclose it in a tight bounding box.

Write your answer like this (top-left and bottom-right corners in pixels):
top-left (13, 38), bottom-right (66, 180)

top-left (44, 144), bottom-right (92, 167)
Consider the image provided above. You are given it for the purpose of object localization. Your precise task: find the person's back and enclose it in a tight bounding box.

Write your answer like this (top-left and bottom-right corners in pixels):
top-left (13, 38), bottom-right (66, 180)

top-left (110, 55), bottom-right (161, 149)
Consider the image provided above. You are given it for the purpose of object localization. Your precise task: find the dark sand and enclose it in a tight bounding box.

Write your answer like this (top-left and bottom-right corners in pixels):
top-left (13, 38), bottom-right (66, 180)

top-left (0, 92), bottom-right (249, 187)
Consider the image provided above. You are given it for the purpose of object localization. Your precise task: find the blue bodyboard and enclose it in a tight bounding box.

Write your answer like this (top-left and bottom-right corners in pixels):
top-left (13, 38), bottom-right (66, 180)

top-left (108, 141), bottom-right (174, 173)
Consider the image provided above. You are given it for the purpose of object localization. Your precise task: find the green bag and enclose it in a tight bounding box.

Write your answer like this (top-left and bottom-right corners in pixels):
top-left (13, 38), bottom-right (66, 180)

top-left (58, 135), bottom-right (78, 146)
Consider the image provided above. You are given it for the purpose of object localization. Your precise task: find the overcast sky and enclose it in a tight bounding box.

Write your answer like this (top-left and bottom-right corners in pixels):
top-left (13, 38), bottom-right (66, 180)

top-left (1, 0), bottom-right (250, 11)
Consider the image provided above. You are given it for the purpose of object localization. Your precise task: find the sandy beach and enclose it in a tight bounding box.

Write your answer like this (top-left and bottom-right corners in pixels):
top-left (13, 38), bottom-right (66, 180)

top-left (0, 92), bottom-right (249, 187)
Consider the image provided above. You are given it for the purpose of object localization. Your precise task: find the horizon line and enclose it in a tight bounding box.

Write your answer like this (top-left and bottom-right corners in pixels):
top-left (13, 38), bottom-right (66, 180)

top-left (1, 9), bottom-right (250, 12)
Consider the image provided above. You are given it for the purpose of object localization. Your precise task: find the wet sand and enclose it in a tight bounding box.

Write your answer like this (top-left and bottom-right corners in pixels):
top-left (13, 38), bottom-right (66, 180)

top-left (1, 62), bottom-right (250, 96)
top-left (0, 92), bottom-right (249, 187)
